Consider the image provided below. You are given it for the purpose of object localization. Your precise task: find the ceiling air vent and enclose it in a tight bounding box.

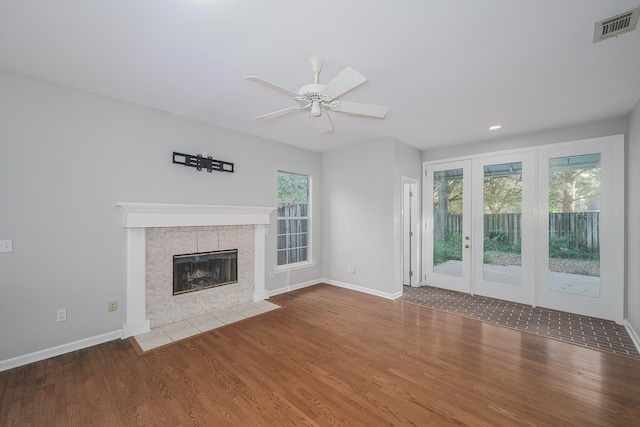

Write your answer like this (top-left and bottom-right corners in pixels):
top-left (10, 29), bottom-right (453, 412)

top-left (593, 6), bottom-right (640, 43)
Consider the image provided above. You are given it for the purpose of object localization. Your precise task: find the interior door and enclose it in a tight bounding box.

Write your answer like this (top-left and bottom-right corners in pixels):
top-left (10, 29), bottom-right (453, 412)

top-left (536, 136), bottom-right (624, 323)
top-left (471, 153), bottom-right (534, 304)
top-left (424, 160), bottom-right (471, 293)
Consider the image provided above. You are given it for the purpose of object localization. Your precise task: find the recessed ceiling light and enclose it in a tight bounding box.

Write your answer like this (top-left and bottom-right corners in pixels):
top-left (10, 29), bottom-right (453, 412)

top-left (489, 125), bottom-right (502, 130)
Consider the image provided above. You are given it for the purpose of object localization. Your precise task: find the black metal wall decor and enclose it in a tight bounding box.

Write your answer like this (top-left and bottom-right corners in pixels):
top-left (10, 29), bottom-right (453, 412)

top-left (173, 152), bottom-right (234, 173)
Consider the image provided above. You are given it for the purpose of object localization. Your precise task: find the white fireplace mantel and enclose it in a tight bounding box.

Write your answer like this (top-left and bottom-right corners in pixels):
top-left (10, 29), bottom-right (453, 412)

top-left (116, 202), bottom-right (275, 228)
top-left (116, 202), bottom-right (276, 338)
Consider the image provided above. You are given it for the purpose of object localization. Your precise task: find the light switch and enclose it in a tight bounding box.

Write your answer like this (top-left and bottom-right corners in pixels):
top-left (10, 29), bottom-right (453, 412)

top-left (0, 240), bottom-right (12, 253)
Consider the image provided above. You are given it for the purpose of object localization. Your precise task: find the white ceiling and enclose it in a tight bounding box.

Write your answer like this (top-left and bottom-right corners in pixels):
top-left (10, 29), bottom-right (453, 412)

top-left (1, 1), bottom-right (639, 153)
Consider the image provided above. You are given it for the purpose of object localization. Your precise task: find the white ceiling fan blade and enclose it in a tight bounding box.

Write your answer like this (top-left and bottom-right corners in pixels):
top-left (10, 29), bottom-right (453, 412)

top-left (255, 106), bottom-right (299, 120)
top-left (314, 113), bottom-right (334, 133)
top-left (245, 76), bottom-right (298, 97)
top-left (332, 100), bottom-right (389, 118)
top-left (322, 67), bottom-right (367, 99)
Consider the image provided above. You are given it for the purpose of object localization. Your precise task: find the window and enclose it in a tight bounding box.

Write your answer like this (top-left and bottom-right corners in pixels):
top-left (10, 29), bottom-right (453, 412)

top-left (277, 171), bottom-right (310, 267)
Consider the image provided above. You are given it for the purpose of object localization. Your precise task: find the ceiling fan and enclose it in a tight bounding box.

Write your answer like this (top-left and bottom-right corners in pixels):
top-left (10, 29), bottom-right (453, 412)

top-left (245, 57), bottom-right (389, 133)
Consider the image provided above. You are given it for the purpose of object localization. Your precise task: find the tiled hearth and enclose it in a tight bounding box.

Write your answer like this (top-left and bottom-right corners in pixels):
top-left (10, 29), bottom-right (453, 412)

top-left (134, 300), bottom-right (280, 352)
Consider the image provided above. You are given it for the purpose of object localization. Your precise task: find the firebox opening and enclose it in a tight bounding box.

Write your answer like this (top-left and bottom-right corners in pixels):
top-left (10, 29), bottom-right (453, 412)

top-left (173, 249), bottom-right (238, 295)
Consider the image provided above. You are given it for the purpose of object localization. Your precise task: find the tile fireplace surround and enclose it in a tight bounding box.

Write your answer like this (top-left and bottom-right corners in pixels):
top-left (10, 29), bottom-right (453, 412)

top-left (116, 203), bottom-right (275, 338)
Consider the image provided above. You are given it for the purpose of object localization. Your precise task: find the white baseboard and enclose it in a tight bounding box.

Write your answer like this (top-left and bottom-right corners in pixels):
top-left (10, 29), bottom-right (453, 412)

top-left (624, 319), bottom-right (640, 353)
top-left (322, 278), bottom-right (402, 300)
top-left (267, 278), bottom-right (322, 297)
top-left (0, 330), bottom-right (122, 373)
top-left (122, 319), bottom-right (151, 339)
top-left (267, 278), bottom-right (403, 301)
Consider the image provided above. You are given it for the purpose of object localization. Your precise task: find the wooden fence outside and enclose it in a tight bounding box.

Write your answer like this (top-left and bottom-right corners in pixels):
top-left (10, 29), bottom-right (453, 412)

top-left (276, 203), bottom-right (309, 265)
top-left (444, 212), bottom-right (600, 252)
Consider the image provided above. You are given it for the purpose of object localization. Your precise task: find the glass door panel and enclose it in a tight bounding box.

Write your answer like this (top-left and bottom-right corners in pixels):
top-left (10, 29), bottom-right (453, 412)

top-left (433, 169), bottom-right (464, 277)
top-left (482, 162), bottom-right (522, 286)
top-left (547, 154), bottom-right (601, 297)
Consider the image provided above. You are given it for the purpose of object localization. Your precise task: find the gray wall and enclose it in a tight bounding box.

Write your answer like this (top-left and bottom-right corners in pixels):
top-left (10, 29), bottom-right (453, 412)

top-left (628, 98), bottom-right (640, 333)
top-left (0, 70), bottom-right (322, 361)
top-left (322, 138), bottom-right (422, 296)
top-left (322, 138), bottom-right (395, 293)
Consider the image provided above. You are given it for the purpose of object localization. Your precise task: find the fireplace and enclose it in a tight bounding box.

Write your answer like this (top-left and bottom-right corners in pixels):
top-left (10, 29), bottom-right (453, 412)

top-left (173, 249), bottom-right (238, 295)
top-left (116, 202), bottom-right (275, 338)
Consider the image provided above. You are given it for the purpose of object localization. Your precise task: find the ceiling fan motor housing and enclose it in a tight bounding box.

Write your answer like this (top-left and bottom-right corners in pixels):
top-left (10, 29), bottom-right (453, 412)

top-left (298, 83), bottom-right (325, 95)
top-left (295, 86), bottom-right (333, 117)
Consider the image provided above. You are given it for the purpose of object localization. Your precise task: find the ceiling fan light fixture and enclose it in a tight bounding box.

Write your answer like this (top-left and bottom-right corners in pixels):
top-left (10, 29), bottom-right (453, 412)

top-left (310, 100), bottom-right (322, 117)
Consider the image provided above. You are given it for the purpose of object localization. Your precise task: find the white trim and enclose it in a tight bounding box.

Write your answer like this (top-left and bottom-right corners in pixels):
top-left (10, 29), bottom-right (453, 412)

top-left (267, 279), bottom-right (322, 297)
top-left (322, 278), bottom-right (403, 300)
top-left (123, 227), bottom-right (149, 338)
top-left (0, 330), bottom-right (122, 373)
top-left (252, 224), bottom-right (268, 302)
top-left (401, 177), bottom-right (421, 290)
top-left (115, 202), bottom-right (275, 228)
top-left (122, 320), bottom-right (151, 338)
top-left (422, 134), bottom-right (624, 166)
top-left (625, 320), bottom-right (640, 353)
top-left (268, 278), bottom-right (404, 300)
top-left (274, 261), bottom-right (316, 273)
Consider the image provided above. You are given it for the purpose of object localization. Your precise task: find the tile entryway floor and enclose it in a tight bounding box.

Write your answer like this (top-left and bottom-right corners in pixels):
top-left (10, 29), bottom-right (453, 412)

top-left (133, 300), bottom-right (281, 352)
top-left (401, 286), bottom-right (640, 359)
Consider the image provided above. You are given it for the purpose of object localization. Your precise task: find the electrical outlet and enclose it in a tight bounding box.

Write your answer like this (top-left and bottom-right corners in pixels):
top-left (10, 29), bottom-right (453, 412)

top-left (108, 301), bottom-right (118, 312)
top-left (0, 240), bottom-right (12, 253)
top-left (56, 309), bottom-right (67, 322)
top-left (347, 265), bottom-right (355, 274)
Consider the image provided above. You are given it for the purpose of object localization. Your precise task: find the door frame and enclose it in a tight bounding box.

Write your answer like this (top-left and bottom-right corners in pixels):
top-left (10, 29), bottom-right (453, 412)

top-left (535, 135), bottom-right (625, 323)
top-left (401, 177), bottom-right (420, 287)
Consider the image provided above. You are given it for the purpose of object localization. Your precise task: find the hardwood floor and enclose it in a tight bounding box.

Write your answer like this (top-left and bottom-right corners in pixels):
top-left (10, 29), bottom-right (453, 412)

top-left (2, 284), bottom-right (640, 426)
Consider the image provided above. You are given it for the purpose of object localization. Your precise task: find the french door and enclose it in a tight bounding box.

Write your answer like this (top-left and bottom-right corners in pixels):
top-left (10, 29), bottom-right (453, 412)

top-left (471, 152), bottom-right (534, 304)
top-left (536, 137), bottom-right (624, 322)
top-left (424, 160), bottom-right (472, 294)
top-left (424, 135), bottom-right (624, 322)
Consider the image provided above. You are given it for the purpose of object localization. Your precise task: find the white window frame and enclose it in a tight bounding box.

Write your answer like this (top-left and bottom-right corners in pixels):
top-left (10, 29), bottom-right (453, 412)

top-left (275, 171), bottom-right (314, 272)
